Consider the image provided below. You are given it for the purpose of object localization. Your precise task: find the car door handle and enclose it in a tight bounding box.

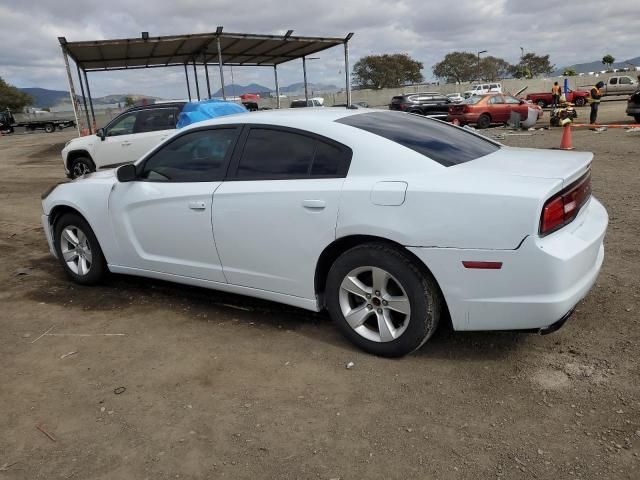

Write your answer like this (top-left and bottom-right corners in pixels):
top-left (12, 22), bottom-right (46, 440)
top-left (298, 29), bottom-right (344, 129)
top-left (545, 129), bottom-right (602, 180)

top-left (121, 141), bottom-right (132, 146)
top-left (188, 201), bottom-right (206, 210)
top-left (302, 199), bottom-right (326, 209)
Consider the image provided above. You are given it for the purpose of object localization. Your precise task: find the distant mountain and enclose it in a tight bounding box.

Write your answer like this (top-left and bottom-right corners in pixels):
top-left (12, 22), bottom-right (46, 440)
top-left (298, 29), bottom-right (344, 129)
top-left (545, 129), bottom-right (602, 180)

top-left (18, 88), bottom-right (71, 109)
top-left (553, 56), bottom-right (640, 75)
top-left (211, 83), bottom-right (271, 97)
top-left (18, 87), bottom-right (160, 108)
top-left (210, 82), bottom-right (340, 97)
top-left (280, 82), bottom-right (339, 94)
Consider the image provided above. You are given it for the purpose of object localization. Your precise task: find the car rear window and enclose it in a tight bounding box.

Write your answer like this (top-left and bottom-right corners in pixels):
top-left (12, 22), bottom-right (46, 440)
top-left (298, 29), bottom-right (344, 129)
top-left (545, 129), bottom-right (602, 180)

top-left (336, 111), bottom-right (499, 167)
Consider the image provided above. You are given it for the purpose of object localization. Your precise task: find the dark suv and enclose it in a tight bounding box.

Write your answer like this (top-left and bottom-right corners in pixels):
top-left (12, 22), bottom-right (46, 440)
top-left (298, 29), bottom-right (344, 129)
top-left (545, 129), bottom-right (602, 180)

top-left (389, 92), bottom-right (452, 118)
top-left (626, 89), bottom-right (640, 123)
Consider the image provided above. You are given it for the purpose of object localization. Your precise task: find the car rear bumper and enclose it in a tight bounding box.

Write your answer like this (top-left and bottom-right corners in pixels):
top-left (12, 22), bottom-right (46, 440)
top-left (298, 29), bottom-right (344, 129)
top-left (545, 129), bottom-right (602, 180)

top-left (408, 197), bottom-right (608, 331)
top-left (447, 113), bottom-right (480, 124)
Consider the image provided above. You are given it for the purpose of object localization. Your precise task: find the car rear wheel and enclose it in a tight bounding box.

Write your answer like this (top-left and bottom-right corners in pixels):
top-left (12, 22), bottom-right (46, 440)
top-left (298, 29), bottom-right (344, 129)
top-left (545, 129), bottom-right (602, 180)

top-left (45, 123), bottom-right (55, 133)
top-left (54, 213), bottom-right (107, 285)
top-left (476, 113), bottom-right (491, 129)
top-left (325, 243), bottom-right (441, 357)
top-left (574, 97), bottom-right (586, 107)
top-left (69, 156), bottom-right (96, 178)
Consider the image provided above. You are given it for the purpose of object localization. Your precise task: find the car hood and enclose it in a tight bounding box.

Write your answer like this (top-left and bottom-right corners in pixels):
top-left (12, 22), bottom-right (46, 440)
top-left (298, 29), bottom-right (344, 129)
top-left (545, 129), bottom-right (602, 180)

top-left (65, 134), bottom-right (97, 149)
top-left (456, 146), bottom-right (592, 187)
top-left (74, 168), bottom-right (117, 183)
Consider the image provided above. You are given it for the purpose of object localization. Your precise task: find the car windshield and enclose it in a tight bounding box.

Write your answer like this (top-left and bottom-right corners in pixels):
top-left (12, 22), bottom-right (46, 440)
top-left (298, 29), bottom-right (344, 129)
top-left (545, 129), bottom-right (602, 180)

top-left (336, 112), bottom-right (499, 167)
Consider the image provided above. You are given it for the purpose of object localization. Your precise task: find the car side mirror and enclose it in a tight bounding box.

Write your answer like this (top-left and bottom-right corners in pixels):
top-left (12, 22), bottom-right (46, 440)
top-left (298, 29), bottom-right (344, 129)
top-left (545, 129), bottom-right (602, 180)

top-left (96, 128), bottom-right (106, 141)
top-left (116, 163), bottom-right (137, 182)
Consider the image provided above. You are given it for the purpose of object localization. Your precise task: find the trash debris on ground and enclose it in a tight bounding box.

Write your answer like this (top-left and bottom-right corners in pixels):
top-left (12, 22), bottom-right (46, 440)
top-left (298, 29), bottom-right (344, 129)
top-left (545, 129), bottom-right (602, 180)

top-left (113, 386), bottom-right (126, 395)
top-left (626, 127), bottom-right (640, 133)
top-left (592, 127), bottom-right (608, 133)
top-left (14, 267), bottom-right (32, 276)
top-left (59, 351), bottom-right (77, 359)
top-left (346, 361), bottom-right (355, 369)
top-left (35, 423), bottom-right (56, 442)
top-left (0, 462), bottom-right (19, 472)
top-left (31, 325), bottom-right (54, 344)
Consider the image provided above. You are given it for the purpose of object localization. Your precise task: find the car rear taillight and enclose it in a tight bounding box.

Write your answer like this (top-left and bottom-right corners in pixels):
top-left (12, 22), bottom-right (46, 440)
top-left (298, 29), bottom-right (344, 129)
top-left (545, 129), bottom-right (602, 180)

top-left (539, 171), bottom-right (592, 236)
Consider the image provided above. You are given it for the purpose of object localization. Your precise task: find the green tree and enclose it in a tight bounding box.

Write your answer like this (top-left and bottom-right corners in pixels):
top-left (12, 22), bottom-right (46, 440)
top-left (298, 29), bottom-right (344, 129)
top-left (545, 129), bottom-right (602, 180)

top-left (352, 54), bottom-right (423, 89)
top-left (0, 77), bottom-right (33, 111)
top-left (478, 56), bottom-right (512, 81)
top-left (602, 54), bottom-right (615, 71)
top-left (510, 53), bottom-right (554, 78)
top-left (563, 67), bottom-right (577, 76)
top-left (432, 52), bottom-right (478, 84)
top-left (124, 96), bottom-right (135, 107)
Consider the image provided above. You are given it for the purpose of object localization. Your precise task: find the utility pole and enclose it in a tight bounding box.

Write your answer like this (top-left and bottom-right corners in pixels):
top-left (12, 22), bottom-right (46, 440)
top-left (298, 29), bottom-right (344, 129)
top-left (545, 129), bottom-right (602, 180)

top-left (477, 50), bottom-right (487, 82)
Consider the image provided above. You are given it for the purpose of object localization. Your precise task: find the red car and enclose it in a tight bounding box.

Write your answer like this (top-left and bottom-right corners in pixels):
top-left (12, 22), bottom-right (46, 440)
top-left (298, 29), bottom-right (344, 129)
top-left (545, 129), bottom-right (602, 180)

top-left (526, 89), bottom-right (590, 107)
top-left (447, 94), bottom-right (543, 129)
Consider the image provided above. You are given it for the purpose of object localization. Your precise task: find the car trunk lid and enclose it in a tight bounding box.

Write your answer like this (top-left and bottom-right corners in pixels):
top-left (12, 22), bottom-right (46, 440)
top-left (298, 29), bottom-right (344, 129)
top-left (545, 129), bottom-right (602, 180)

top-left (456, 146), bottom-right (592, 187)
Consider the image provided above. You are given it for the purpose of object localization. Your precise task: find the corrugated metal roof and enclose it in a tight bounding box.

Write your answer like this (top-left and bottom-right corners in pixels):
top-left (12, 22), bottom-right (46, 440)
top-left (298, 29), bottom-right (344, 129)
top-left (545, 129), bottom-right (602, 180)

top-left (61, 31), bottom-right (348, 71)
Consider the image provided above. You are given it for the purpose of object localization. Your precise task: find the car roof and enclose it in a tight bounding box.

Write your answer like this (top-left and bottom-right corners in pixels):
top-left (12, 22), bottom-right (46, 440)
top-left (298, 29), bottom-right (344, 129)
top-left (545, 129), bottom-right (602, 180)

top-left (123, 102), bottom-right (186, 113)
top-left (181, 107), bottom-right (372, 131)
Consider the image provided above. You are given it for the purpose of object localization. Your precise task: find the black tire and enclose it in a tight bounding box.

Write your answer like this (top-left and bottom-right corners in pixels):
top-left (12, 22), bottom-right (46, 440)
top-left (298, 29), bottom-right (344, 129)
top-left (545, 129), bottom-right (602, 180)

top-left (574, 97), bottom-right (586, 107)
top-left (69, 156), bottom-right (96, 178)
top-left (54, 213), bottom-right (107, 285)
top-left (58, 125), bottom-right (64, 131)
top-left (536, 100), bottom-right (547, 108)
top-left (325, 243), bottom-right (441, 357)
top-left (45, 123), bottom-right (55, 133)
top-left (476, 113), bottom-right (491, 129)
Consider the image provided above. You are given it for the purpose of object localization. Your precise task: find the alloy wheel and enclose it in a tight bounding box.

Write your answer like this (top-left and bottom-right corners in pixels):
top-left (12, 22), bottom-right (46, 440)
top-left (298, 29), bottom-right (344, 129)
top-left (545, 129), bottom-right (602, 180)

top-left (72, 162), bottom-right (91, 178)
top-left (60, 225), bottom-right (93, 276)
top-left (338, 266), bottom-right (411, 342)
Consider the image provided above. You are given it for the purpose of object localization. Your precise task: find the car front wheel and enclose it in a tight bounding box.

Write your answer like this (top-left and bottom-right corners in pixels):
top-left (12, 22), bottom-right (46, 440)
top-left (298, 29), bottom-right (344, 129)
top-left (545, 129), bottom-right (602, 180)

top-left (69, 156), bottom-right (96, 178)
top-left (54, 213), bottom-right (107, 285)
top-left (325, 243), bottom-right (441, 357)
top-left (574, 97), bottom-right (586, 107)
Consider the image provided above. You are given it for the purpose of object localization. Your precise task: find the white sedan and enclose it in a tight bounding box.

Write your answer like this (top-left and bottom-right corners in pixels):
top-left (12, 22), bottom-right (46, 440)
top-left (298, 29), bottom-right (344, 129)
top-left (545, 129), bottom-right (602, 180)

top-left (41, 109), bottom-right (608, 357)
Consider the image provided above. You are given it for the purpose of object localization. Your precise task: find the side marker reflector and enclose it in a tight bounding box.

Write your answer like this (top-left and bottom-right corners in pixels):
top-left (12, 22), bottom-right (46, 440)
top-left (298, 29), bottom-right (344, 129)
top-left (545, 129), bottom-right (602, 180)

top-left (462, 261), bottom-right (503, 270)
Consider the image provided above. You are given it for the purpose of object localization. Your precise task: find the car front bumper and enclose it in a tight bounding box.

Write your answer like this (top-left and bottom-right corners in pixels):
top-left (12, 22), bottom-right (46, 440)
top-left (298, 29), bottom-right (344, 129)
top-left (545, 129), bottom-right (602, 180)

top-left (41, 214), bottom-right (58, 259)
top-left (408, 197), bottom-right (608, 331)
top-left (626, 104), bottom-right (640, 116)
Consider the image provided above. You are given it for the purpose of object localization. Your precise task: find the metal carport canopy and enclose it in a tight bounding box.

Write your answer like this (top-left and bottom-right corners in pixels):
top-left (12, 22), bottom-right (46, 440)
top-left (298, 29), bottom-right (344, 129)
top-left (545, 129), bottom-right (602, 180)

top-left (59, 28), bottom-right (354, 136)
top-left (63, 31), bottom-right (347, 70)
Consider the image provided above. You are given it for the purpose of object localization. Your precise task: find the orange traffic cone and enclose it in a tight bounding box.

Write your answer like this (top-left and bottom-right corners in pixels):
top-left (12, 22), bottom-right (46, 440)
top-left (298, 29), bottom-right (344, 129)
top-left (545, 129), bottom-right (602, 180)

top-left (559, 123), bottom-right (573, 150)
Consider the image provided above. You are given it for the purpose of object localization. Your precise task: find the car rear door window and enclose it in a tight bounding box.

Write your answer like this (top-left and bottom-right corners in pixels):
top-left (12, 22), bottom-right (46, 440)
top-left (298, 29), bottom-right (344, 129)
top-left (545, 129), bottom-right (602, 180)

top-left (134, 108), bottom-right (179, 133)
top-left (610, 78), bottom-right (618, 85)
top-left (504, 96), bottom-right (521, 104)
top-left (336, 111), bottom-right (499, 167)
top-left (140, 128), bottom-right (237, 182)
top-left (234, 127), bottom-right (352, 180)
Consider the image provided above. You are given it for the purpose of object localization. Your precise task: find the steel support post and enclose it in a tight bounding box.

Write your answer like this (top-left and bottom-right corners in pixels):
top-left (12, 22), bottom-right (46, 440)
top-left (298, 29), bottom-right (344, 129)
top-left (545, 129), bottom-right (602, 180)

top-left (76, 64), bottom-right (92, 134)
top-left (184, 63), bottom-right (192, 101)
top-left (274, 65), bottom-right (280, 109)
top-left (82, 69), bottom-right (96, 131)
top-left (192, 59), bottom-right (200, 101)
top-left (61, 48), bottom-right (81, 135)
top-left (216, 36), bottom-right (226, 100)
top-left (302, 56), bottom-right (309, 103)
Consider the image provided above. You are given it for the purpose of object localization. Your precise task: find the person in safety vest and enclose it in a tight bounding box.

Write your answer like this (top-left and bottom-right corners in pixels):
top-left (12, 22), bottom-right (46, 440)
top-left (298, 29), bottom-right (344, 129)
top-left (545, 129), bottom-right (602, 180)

top-left (551, 82), bottom-right (561, 108)
top-left (589, 81), bottom-right (604, 126)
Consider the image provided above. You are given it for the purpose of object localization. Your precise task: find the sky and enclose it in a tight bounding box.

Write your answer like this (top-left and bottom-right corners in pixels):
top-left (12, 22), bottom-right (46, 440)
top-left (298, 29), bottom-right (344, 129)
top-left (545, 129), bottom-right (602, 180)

top-left (1, 0), bottom-right (639, 99)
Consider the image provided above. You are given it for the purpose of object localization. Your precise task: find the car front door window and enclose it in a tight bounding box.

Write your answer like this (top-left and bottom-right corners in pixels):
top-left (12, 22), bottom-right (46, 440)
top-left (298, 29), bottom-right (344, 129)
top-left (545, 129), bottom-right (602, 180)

top-left (141, 128), bottom-right (237, 182)
top-left (106, 112), bottom-right (137, 137)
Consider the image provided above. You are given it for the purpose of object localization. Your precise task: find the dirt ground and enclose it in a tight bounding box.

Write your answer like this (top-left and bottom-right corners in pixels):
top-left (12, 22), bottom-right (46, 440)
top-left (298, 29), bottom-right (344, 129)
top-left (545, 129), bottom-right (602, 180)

top-left (1, 102), bottom-right (638, 479)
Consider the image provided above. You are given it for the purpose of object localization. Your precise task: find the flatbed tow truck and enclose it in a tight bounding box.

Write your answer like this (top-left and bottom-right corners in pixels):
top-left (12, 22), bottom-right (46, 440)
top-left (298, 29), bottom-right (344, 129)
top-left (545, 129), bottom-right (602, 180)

top-left (0, 109), bottom-right (76, 134)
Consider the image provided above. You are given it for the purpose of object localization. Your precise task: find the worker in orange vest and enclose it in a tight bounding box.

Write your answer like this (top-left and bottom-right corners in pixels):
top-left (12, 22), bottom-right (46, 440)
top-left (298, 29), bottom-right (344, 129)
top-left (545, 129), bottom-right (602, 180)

top-left (589, 81), bottom-right (604, 126)
top-left (551, 82), bottom-right (561, 108)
